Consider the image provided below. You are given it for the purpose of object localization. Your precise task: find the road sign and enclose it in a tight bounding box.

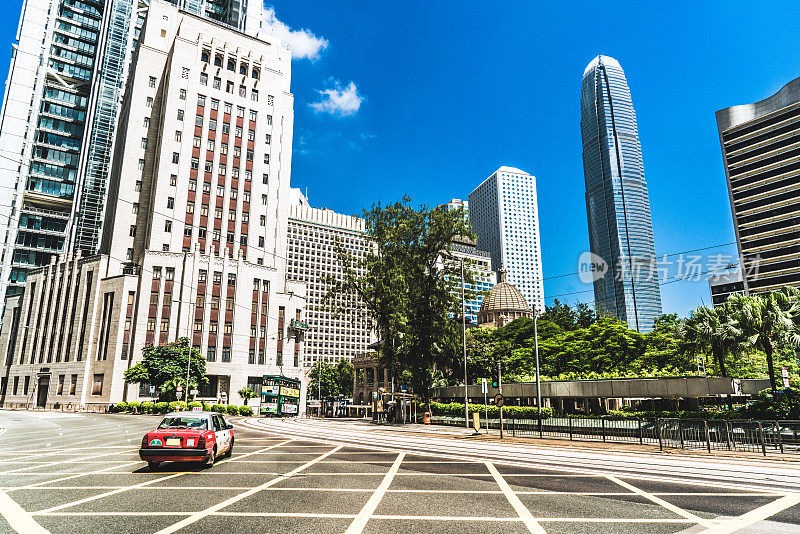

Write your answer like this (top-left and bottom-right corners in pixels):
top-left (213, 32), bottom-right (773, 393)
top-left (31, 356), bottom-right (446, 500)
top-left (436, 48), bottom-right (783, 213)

top-left (176, 386), bottom-right (183, 393)
top-left (494, 393), bottom-right (505, 407)
top-left (149, 385), bottom-right (155, 394)
top-left (190, 389), bottom-right (198, 396)
top-left (783, 366), bottom-right (791, 388)
top-left (400, 385), bottom-right (408, 392)
top-left (481, 378), bottom-right (487, 394)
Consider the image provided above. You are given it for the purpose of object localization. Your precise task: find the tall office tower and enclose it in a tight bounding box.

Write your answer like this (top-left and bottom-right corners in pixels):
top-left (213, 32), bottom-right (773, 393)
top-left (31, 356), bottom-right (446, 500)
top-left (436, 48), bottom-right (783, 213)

top-left (439, 237), bottom-right (496, 324)
top-left (708, 265), bottom-right (745, 307)
top-left (439, 198), bottom-right (469, 219)
top-left (0, 0), bottom-right (263, 305)
top-left (0, 0), bottom-right (104, 300)
top-left (716, 77), bottom-right (800, 294)
top-left (580, 55), bottom-right (662, 332)
top-left (0, 0), bottom-right (307, 411)
top-left (468, 166), bottom-right (545, 313)
top-left (286, 191), bottom-right (375, 367)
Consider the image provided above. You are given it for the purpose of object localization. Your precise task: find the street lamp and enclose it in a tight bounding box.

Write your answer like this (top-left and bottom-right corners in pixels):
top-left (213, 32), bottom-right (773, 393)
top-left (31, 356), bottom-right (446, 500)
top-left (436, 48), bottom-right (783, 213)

top-left (461, 257), bottom-right (468, 429)
top-left (533, 305), bottom-right (542, 436)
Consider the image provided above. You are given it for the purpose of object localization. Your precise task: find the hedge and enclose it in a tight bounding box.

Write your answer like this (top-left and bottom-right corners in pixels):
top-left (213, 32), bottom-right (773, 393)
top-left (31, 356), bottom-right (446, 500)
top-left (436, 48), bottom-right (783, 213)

top-left (140, 401), bottom-right (153, 414)
top-left (239, 405), bottom-right (253, 416)
top-left (211, 404), bottom-right (226, 413)
top-left (226, 405), bottom-right (239, 415)
top-left (423, 401), bottom-right (552, 419)
top-left (110, 400), bottom-right (257, 416)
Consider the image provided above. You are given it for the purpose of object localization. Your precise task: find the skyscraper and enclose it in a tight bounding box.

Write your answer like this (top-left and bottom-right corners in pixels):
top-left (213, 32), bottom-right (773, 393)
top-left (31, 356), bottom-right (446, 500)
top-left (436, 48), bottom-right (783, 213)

top-left (0, 0), bottom-right (262, 304)
top-left (468, 166), bottom-right (544, 313)
top-left (716, 76), bottom-right (800, 294)
top-left (580, 55), bottom-right (662, 332)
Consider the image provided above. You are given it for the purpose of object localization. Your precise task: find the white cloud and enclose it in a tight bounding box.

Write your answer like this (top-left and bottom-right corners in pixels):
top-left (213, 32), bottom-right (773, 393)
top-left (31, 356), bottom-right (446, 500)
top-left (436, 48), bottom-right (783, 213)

top-left (261, 6), bottom-right (328, 60)
top-left (309, 80), bottom-right (364, 117)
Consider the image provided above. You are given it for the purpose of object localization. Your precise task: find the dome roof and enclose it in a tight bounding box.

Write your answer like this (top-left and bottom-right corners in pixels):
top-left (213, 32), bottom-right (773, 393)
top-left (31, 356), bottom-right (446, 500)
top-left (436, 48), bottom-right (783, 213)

top-left (480, 270), bottom-right (529, 313)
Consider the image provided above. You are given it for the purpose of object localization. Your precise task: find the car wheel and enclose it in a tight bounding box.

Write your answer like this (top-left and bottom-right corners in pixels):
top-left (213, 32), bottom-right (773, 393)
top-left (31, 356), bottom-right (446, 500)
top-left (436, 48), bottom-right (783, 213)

top-left (148, 461), bottom-right (160, 472)
top-left (224, 438), bottom-right (234, 458)
top-left (205, 446), bottom-right (216, 468)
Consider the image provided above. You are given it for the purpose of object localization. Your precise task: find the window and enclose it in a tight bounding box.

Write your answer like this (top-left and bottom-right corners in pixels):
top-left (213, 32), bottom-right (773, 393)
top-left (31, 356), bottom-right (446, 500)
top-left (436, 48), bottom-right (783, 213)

top-left (143, 117), bottom-right (150, 127)
top-left (233, 146), bottom-right (241, 158)
top-left (200, 205), bottom-right (209, 216)
top-left (184, 225), bottom-right (192, 237)
top-left (149, 76), bottom-right (156, 87)
top-left (209, 119), bottom-right (216, 131)
top-left (198, 269), bottom-right (207, 282)
top-left (174, 130), bottom-right (181, 142)
top-left (220, 142), bottom-right (228, 155)
top-left (228, 273), bottom-right (236, 286)
top-left (239, 63), bottom-right (247, 75)
top-left (227, 59), bottom-right (235, 71)
top-left (203, 182), bottom-right (211, 193)
top-left (177, 109), bottom-right (184, 121)
top-left (248, 349), bottom-right (255, 364)
top-left (200, 72), bottom-right (208, 85)
top-left (267, 95), bottom-right (274, 106)
top-left (222, 348), bottom-right (231, 362)
top-left (226, 81), bottom-right (234, 93)
top-left (251, 89), bottom-right (258, 102)
top-left (222, 123), bottom-right (230, 135)
top-left (266, 115), bottom-right (272, 125)
top-left (170, 174), bottom-right (177, 186)
top-left (224, 322), bottom-right (232, 334)
top-left (197, 95), bottom-right (205, 107)
top-left (246, 149), bottom-right (253, 161)
top-left (191, 157), bottom-right (199, 169)
top-left (127, 248), bottom-right (134, 260)
top-left (249, 110), bottom-right (257, 121)
top-left (237, 106), bottom-right (245, 118)
top-left (189, 179), bottom-right (197, 191)
top-left (92, 374), bottom-right (104, 395)
top-left (224, 102), bottom-right (232, 114)
top-left (69, 375), bottom-right (77, 395)
top-left (259, 215), bottom-right (266, 226)
top-left (213, 76), bottom-right (220, 89)
top-left (172, 152), bottom-right (180, 164)
top-left (258, 236), bottom-right (264, 247)
top-left (214, 55), bottom-right (222, 67)
top-left (247, 129), bottom-right (255, 141)
top-left (276, 351), bottom-right (282, 366)
top-left (186, 202), bottom-right (194, 214)
top-left (265, 134), bottom-right (271, 144)
top-left (261, 194), bottom-right (267, 205)
top-left (179, 88), bottom-right (186, 100)
top-left (165, 220), bottom-right (172, 232)
top-left (244, 170), bottom-right (252, 182)
top-left (167, 197), bottom-right (174, 208)
top-left (209, 322), bottom-right (218, 334)
top-left (211, 99), bottom-right (219, 110)
top-left (207, 347), bottom-right (216, 362)
top-left (207, 139), bottom-right (215, 151)
top-left (264, 154), bottom-right (269, 164)
top-left (57, 375), bottom-right (65, 395)
top-left (195, 115), bottom-right (203, 127)
top-left (239, 85), bottom-right (246, 97)
top-left (146, 97), bottom-right (153, 108)
top-left (263, 174), bottom-right (268, 185)
top-left (129, 225), bottom-right (136, 237)
top-left (201, 51), bottom-right (209, 63)
top-left (214, 207), bottom-right (222, 219)
top-left (138, 159), bottom-right (145, 170)
top-left (213, 271), bottom-right (222, 284)
top-left (162, 244), bottom-right (169, 251)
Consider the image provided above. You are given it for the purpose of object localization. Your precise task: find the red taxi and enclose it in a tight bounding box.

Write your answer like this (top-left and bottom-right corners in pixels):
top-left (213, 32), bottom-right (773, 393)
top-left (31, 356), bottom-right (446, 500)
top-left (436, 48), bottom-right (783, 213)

top-left (139, 411), bottom-right (234, 470)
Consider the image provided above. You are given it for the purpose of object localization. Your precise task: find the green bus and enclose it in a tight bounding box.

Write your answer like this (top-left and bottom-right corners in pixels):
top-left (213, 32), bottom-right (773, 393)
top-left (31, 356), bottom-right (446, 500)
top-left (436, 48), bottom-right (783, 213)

top-left (260, 375), bottom-right (301, 417)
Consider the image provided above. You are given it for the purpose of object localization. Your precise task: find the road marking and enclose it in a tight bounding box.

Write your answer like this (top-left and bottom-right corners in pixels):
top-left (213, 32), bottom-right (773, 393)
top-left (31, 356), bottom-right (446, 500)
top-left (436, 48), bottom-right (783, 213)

top-left (605, 475), bottom-right (714, 528)
top-left (6, 461), bottom-right (144, 491)
top-left (0, 489), bottom-right (50, 533)
top-left (486, 462), bottom-right (547, 534)
top-left (153, 445), bottom-right (344, 534)
top-left (343, 452), bottom-right (405, 534)
top-left (0, 448), bottom-right (138, 474)
top-left (696, 493), bottom-right (800, 533)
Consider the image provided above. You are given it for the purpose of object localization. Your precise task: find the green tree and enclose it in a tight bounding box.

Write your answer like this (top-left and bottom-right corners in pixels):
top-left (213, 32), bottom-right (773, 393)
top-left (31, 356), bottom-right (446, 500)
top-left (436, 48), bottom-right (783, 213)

top-left (124, 338), bottom-right (207, 401)
top-left (326, 197), bottom-right (473, 406)
top-left (728, 290), bottom-right (800, 392)
top-left (308, 361), bottom-right (339, 399)
top-left (335, 359), bottom-right (355, 398)
top-left (237, 387), bottom-right (257, 406)
top-left (680, 306), bottom-right (742, 377)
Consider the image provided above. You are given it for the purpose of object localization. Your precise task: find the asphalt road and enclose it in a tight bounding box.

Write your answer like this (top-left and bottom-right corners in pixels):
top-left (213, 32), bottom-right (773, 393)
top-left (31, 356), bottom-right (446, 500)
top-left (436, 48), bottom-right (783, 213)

top-left (0, 412), bottom-right (798, 534)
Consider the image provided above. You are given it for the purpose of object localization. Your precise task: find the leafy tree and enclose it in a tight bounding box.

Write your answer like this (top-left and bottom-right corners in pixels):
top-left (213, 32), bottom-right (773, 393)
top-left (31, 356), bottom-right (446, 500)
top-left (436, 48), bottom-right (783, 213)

top-left (728, 291), bottom-right (800, 392)
top-left (326, 197), bottom-right (474, 406)
top-left (308, 361), bottom-right (340, 399)
top-left (680, 306), bottom-right (741, 377)
top-left (237, 387), bottom-right (257, 406)
top-left (124, 338), bottom-right (207, 401)
top-left (335, 359), bottom-right (355, 398)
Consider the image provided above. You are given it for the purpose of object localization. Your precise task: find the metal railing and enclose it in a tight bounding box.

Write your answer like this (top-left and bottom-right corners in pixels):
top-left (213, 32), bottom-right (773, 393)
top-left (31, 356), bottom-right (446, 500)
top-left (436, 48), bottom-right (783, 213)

top-left (429, 415), bottom-right (800, 456)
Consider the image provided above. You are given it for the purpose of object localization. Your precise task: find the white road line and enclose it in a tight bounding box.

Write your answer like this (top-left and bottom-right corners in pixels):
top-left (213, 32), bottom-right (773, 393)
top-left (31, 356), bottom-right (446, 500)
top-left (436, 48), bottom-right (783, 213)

top-left (0, 448), bottom-right (138, 475)
top-left (605, 475), bottom-right (714, 528)
top-left (697, 493), bottom-right (800, 533)
top-left (486, 462), bottom-right (547, 534)
top-left (0, 489), bottom-right (50, 534)
top-left (6, 461), bottom-right (144, 491)
top-left (153, 445), bottom-right (344, 534)
top-left (343, 452), bottom-right (405, 534)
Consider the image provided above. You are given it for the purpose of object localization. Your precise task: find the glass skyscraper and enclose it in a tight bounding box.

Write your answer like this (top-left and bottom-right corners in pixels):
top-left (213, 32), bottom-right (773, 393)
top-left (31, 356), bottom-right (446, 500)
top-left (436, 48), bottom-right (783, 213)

top-left (580, 55), bottom-right (662, 332)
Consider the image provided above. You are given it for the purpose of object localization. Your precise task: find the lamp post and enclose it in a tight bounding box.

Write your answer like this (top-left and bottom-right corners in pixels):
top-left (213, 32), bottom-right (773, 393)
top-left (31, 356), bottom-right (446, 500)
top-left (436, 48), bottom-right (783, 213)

top-left (533, 305), bottom-right (542, 435)
top-left (461, 257), bottom-right (468, 429)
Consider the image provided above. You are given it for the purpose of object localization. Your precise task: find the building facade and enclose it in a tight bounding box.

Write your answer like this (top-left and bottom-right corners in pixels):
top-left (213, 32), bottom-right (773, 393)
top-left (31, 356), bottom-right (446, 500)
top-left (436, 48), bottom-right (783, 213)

top-left (708, 264), bottom-right (746, 307)
top-left (286, 194), bottom-right (374, 367)
top-left (716, 76), bottom-right (800, 294)
top-left (580, 55), bottom-right (662, 332)
top-left (0, 0), bottom-right (265, 305)
top-left (0, 1), bottom-right (307, 411)
top-left (477, 269), bottom-right (531, 328)
top-left (441, 238), bottom-right (496, 324)
top-left (468, 166), bottom-right (545, 313)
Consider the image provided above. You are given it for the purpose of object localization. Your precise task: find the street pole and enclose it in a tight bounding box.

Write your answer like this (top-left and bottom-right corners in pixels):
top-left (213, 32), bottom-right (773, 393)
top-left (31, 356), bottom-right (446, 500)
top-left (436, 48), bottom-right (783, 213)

top-left (533, 305), bottom-right (542, 437)
top-left (184, 341), bottom-right (191, 404)
top-left (461, 258), bottom-right (468, 429)
top-left (318, 362), bottom-right (321, 418)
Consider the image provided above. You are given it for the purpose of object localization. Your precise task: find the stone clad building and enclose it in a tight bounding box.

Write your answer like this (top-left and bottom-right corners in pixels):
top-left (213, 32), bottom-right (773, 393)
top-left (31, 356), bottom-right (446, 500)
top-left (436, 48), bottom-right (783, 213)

top-left (0, 1), bottom-right (307, 411)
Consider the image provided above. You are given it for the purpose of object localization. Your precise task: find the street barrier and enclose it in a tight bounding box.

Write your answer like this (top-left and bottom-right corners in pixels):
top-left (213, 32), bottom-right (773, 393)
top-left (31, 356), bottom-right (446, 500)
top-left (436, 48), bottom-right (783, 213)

top-left (429, 414), bottom-right (800, 456)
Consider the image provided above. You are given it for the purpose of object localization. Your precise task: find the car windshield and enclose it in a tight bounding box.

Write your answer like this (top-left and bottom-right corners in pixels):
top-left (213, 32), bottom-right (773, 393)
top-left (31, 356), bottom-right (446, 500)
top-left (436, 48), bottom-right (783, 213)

top-left (157, 416), bottom-right (208, 430)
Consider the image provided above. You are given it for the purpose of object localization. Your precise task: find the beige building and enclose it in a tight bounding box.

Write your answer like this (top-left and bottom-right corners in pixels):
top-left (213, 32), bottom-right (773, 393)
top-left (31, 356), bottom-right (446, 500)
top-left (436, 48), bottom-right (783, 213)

top-left (477, 269), bottom-right (532, 328)
top-left (0, 1), bottom-right (307, 410)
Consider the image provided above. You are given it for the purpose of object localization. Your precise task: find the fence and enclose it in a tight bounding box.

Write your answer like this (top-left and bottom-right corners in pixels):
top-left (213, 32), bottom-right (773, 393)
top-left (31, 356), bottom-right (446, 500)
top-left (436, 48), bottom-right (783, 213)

top-left (429, 415), bottom-right (800, 456)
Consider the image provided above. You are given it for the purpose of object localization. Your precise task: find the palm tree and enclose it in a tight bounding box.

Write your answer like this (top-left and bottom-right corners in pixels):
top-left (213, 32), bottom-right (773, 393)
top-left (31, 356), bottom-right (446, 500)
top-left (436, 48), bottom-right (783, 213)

top-left (729, 291), bottom-right (800, 392)
top-left (680, 305), bottom-right (741, 377)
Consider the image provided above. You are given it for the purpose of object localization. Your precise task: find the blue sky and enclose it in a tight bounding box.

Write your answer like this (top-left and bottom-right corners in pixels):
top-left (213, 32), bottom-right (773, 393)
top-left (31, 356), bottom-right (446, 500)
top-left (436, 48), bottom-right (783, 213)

top-left (3, 1), bottom-right (799, 317)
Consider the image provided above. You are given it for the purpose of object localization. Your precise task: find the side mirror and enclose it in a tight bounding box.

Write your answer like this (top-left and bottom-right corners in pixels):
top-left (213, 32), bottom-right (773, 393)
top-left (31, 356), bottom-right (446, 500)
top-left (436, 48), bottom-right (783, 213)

top-left (227, 424), bottom-right (234, 430)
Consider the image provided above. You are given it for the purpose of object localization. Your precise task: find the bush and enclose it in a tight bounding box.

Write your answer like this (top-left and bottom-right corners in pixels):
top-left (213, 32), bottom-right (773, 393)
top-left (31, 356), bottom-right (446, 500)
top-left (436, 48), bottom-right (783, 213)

top-left (140, 401), bottom-right (153, 414)
top-left (739, 388), bottom-right (800, 420)
top-left (239, 405), bottom-right (253, 416)
top-left (154, 402), bottom-right (169, 414)
top-left (168, 401), bottom-right (187, 412)
top-left (211, 404), bottom-right (226, 413)
top-left (114, 402), bottom-right (128, 413)
top-left (125, 401), bottom-right (140, 413)
top-left (226, 405), bottom-right (239, 415)
top-left (424, 401), bottom-right (552, 419)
